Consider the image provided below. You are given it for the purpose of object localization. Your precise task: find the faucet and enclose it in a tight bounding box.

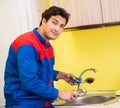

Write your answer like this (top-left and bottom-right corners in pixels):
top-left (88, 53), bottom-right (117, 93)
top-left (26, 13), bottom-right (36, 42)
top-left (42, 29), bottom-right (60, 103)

top-left (79, 68), bottom-right (96, 78)
top-left (73, 68), bottom-right (96, 96)
top-left (77, 68), bottom-right (96, 91)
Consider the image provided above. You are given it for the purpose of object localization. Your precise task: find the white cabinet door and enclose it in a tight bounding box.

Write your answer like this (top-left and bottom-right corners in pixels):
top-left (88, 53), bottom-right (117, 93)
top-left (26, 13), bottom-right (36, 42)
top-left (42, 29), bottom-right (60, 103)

top-left (101, 0), bottom-right (120, 23)
top-left (50, 0), bottom-right (103, 27)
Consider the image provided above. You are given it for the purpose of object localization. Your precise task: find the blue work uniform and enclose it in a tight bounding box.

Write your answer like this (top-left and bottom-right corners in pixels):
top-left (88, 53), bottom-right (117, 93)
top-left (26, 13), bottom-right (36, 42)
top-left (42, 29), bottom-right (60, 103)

top-left (4, 28), bottom-right (59, 108)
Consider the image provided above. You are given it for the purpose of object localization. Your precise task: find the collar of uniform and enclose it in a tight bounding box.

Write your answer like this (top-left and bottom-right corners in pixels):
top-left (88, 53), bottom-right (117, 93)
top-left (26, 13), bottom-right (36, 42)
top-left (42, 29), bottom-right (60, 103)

top-left (33, 28), bottom-right (51, 48)
top-left (33, 27), bottom-right (46, 44)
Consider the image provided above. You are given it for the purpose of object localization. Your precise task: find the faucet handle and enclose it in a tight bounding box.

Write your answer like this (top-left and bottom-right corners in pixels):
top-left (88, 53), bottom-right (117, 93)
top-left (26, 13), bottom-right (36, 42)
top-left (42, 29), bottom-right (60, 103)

top-left (73, 89), bottom-right (87, 97)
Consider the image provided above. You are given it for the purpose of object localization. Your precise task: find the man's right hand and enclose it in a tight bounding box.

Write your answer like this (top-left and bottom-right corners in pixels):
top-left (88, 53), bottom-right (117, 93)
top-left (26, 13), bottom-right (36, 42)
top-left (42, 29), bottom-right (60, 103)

top-left (58, 91), bottom-right (78, 102)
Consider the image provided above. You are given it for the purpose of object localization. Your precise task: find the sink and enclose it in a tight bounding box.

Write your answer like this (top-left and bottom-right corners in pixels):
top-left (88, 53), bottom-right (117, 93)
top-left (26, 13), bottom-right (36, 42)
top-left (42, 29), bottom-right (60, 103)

top-left (54, 95), bottom-right (116, 106)
top-left (58, 95), bottom-right (116, 106)
top-left (53, 90), bottom-right (118, 106)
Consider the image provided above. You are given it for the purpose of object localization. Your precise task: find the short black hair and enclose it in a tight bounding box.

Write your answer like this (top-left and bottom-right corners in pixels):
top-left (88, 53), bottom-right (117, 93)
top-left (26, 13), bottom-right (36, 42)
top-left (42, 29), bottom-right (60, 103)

top-left (39, 6), bottom-right (70, 26)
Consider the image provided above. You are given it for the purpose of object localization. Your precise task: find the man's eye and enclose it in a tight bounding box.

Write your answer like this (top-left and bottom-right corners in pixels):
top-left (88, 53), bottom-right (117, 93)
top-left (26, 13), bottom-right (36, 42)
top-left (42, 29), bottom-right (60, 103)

top-left (53, 21), bottom-right (57, 25)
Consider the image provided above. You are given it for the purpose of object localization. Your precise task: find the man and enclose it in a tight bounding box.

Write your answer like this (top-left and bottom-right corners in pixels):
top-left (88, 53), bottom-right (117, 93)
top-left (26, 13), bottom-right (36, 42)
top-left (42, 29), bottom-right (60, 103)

top-left (4, 6), bottom-right (77, 108)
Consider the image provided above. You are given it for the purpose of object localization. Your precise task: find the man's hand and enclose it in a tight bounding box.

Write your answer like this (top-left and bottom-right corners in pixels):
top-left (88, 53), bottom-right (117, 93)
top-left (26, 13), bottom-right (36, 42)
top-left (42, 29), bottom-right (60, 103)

top-left (58, 91), bottom-right (78, 102)
top-left (56, 72), bottom-right (77, 85)
top-left (62, 73), bottom-right (78, 85)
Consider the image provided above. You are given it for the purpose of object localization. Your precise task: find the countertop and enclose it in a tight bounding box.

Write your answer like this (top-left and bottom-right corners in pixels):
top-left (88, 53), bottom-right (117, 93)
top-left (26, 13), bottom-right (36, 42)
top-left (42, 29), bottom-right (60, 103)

top-left (54, 90), bottom-right (120, 108)
top-left (54, 100), bottom-right (120, 108)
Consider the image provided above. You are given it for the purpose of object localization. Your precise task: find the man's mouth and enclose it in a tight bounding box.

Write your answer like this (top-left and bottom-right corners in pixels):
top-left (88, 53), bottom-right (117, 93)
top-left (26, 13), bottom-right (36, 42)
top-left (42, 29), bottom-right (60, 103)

top-left (52, 31), bottom-right (58, 36)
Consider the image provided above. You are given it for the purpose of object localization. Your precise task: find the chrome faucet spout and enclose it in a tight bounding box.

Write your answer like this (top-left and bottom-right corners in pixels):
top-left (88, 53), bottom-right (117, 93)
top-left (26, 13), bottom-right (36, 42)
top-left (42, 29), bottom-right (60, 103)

top-left (79, 68), bottom-right (96, 78)
top-left (77, 68), bottom-right (96, 92)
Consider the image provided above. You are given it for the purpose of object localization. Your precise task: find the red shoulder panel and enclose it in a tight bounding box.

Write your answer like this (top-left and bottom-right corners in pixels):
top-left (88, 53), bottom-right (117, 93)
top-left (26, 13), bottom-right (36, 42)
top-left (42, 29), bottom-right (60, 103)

top-left (12, 32), bottom-right (54, 59)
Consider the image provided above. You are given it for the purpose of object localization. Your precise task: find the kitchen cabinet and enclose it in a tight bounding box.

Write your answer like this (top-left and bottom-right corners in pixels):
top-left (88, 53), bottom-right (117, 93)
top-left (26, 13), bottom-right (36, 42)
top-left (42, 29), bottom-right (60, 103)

top-left (49, 0), bottom-right (120, 28)
top-left (49, 0), bottom-right (103, 28)
top-left (101, 0), bottom-right (120, 23)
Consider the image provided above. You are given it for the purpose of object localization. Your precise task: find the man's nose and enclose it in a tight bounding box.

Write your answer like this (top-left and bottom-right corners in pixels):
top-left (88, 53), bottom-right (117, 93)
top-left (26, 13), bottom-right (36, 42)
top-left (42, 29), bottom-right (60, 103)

top-left (55, 25), bottom-right (60, 31)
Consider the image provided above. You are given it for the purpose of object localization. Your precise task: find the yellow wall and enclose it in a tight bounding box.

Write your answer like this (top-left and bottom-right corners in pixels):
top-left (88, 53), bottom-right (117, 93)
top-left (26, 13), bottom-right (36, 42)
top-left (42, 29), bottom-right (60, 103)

top-left (52, 26), bottom-right (120, 91)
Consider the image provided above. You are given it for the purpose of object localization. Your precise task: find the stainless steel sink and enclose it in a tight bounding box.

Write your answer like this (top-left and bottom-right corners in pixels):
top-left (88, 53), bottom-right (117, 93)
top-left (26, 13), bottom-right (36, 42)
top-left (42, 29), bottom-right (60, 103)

top-left (54, 95), bottom-right (116, 106)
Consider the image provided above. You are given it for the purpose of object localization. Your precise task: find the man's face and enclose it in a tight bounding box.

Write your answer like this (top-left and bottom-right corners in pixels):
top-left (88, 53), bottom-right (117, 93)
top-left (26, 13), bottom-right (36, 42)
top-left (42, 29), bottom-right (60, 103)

top-left (42, 15), bottom-right (66, 41)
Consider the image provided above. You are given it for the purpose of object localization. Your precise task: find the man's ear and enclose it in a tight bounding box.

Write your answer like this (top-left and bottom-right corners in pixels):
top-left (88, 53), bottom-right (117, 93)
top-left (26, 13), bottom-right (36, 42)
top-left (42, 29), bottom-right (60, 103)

top-left (42, 18), bottom-right (47, 25)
